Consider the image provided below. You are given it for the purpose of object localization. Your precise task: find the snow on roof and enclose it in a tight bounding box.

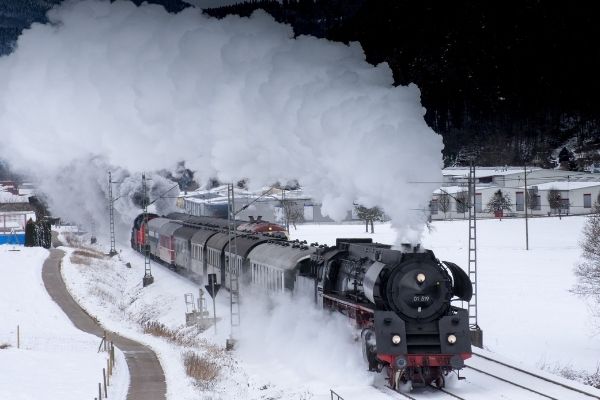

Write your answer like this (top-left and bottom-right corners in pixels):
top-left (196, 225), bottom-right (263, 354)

top-left (183, 186), bottom-right (310, 204)
top-left (434, 185), bottom-right (497, 195)
top-left (443, 167), bottom-right (540, 178)
top-left (434, 186), bottom-right (467, 195)
top-left (532, 181), bottom-right (600, 191)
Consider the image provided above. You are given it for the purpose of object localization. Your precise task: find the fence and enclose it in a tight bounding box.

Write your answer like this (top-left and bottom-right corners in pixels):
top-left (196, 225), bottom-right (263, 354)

top-left (94, 332), bottom-right (117, 400)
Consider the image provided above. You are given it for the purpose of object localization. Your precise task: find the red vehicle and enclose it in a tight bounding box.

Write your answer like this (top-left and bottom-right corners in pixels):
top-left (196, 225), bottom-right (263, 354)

top-left (237, 216), bottom-right (287, 238)
top-left (130, 213), bottom-right (158, 252)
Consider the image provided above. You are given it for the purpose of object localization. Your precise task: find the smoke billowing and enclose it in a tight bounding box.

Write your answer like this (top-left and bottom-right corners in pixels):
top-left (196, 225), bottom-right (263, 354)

top-left (0, 0), bottom-right (443, 242)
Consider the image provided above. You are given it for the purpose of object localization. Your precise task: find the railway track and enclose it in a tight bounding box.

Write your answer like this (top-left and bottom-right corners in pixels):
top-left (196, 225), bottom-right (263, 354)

top-left (460, 350), bottom-right (600, 400)
top-left (375, 351), bottom-right (600, 399)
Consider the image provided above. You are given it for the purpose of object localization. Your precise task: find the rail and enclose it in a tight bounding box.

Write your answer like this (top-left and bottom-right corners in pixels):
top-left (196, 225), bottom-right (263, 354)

top-left (472, 351), bottom-right (600, 399)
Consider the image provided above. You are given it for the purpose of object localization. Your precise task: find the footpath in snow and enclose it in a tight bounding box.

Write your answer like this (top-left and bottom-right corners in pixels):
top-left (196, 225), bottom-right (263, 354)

top-left (0, 245), bottom-right (128, 400)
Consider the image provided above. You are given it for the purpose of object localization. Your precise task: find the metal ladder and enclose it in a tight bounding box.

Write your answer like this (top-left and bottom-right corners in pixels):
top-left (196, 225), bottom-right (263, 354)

top-left (108, 171), bottom-right (117, 256)
top-left (142, 173), bottom-right (154, 286)
top-left (468, 163), bottom-right (483, 347)
top-left (227, 184), bottom-right (241, 333)
top-left (467, 163), bottom-right (478, 329)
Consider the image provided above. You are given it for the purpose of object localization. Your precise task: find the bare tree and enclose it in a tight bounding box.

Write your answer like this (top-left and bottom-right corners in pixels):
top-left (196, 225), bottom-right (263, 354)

top-left (455, 191), bottom-right (470, 216)
top-left (355, 205), bottom-right (384, 233)
top-left (485, 189), bottom-right (512, 218)
top-left (572, 203), bottom-right (600, 303)
top-left (438, 193), bottom-right (451, 219)
top-left (280, 200), bottom-right (304, 230)
top-left (527, 188), bottom-right (540, 211)
top-left (547, 188), bottom-right (566, 219)
top-left (282, 200), bottom-right (304, 229)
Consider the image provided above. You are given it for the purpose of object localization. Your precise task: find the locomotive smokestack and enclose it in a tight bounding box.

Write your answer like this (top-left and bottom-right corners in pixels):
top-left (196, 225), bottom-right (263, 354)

top-left (249, 216), bottom-right (255, 223)
top-left (400, 243), bottom-right (421, 253)
top-left (257, 216), bottom-right (263, 222)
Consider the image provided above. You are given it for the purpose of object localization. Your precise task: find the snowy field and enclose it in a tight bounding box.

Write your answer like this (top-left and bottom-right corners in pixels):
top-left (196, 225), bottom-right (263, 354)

top-left (0, 246), bottom-right (128, 400)
top-left (2, 215), bottom-right (599, 399)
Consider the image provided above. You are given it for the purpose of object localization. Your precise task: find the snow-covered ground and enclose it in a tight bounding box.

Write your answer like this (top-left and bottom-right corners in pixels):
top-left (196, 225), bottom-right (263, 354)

top-left (2, 215), bottom-right (599, 399)
top-left (0, 246), bottom-right (128, 400)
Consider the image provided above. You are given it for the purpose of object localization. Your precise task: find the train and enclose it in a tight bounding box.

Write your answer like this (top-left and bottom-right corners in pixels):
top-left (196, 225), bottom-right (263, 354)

top-left (131, 212), bottom-right (473, 390)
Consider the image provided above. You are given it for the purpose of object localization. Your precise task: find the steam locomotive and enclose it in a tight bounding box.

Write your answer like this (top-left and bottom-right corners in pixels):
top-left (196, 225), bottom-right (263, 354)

top-left (314, 238), bottom-right (472, 389)
top-left (131, 213), bottom-right (472, 390)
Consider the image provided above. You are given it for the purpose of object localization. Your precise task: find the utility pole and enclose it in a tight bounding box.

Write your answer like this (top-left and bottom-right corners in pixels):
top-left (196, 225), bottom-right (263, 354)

top-left (524, 164), bottom-right (529, 250)
top-left (281, 187), bottom-right (289, 234)
top-left (142, 173), bottom-right (154, 287)
top-left (108, 171), bottom-right (117, 257)
top-left (468, 161), bottom-right (483, 347)
top-left (227, 183), bottom-right (240, 349)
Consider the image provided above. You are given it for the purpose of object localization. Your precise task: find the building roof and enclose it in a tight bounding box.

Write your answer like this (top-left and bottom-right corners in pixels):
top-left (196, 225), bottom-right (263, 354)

top-left (434, 185), bottom-right (496, 195)
top-left (443, 167), bottom-right (540, 178)
top-left (532, 181), bottom-right (600, 191)
top-left (0, 203), bottom-right (35, 212)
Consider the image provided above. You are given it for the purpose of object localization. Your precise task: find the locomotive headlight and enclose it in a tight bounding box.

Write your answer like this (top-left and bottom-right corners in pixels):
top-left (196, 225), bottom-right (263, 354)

top-left (392, 334), bottom-right (402, 345)
top-left (416, 273), bottom-right (426, 283)
top-left (447, 334), bottom-right (457, 344)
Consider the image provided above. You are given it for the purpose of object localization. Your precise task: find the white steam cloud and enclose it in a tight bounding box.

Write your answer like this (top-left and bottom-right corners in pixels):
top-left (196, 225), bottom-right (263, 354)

top-left (0, 0), bottom-right (442, 242)
top-left (238, 291), bottom-right (374, 393)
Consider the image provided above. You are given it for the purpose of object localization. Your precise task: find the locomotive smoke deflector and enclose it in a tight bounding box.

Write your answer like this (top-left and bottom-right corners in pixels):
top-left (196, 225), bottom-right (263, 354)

top-left (443, 261), bottom-right (473, 302)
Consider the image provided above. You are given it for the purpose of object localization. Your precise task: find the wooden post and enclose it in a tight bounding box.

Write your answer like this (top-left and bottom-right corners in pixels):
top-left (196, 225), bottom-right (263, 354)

top-left (103, 368), bottom-right (107, 398)
top-left (17, 325), bottom-right (20, 349)
top-left (111, 342), bottom-right (115, 368)
top-left (98, 382), bottom-right (102, 400)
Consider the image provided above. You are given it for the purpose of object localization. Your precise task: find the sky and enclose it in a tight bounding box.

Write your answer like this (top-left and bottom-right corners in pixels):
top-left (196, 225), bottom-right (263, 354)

top-left (0, 0), bottom-right (443, 243)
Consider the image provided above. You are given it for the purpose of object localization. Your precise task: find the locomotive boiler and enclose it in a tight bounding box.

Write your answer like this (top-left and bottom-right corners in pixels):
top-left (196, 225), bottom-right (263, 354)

top-left (313, 238), bottom-right (473, 389)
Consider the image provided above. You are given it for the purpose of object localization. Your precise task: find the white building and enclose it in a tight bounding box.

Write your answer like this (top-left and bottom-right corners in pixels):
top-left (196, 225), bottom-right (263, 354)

top-left (528, 181), bottom-right (600, 216)
top-left (178, 186), bottom-right (354, 223)
top-left (432, 167), bottom-right (600, 220)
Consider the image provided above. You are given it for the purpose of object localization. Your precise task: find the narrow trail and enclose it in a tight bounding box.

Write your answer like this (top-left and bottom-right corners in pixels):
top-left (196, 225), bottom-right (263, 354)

top-left (42, 246), bottom-right (167, 400)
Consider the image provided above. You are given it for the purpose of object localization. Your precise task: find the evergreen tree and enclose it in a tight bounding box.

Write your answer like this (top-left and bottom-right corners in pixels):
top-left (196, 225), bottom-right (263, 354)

top-left (485, 190), bottom-right (512, 217)
top-left (24, 218), bottom-right (36, 247)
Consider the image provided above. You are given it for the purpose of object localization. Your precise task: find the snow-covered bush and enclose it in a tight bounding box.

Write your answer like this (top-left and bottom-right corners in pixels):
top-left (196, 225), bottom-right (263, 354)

top-left (573, 203), bottom-right (600, 302)
top-left (541, 362), bottom-right (600, 389)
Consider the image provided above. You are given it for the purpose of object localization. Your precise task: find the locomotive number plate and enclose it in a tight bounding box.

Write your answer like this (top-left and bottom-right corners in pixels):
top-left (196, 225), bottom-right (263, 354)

top-left (413, 295), bottom-right (431, 303)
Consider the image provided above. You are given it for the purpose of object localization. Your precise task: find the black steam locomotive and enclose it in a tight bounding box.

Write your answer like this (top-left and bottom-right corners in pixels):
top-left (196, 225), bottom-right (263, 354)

top-left (131, 213), bottom-right (472, 390)
top-left (313, 238), bottom-right (473, 389)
